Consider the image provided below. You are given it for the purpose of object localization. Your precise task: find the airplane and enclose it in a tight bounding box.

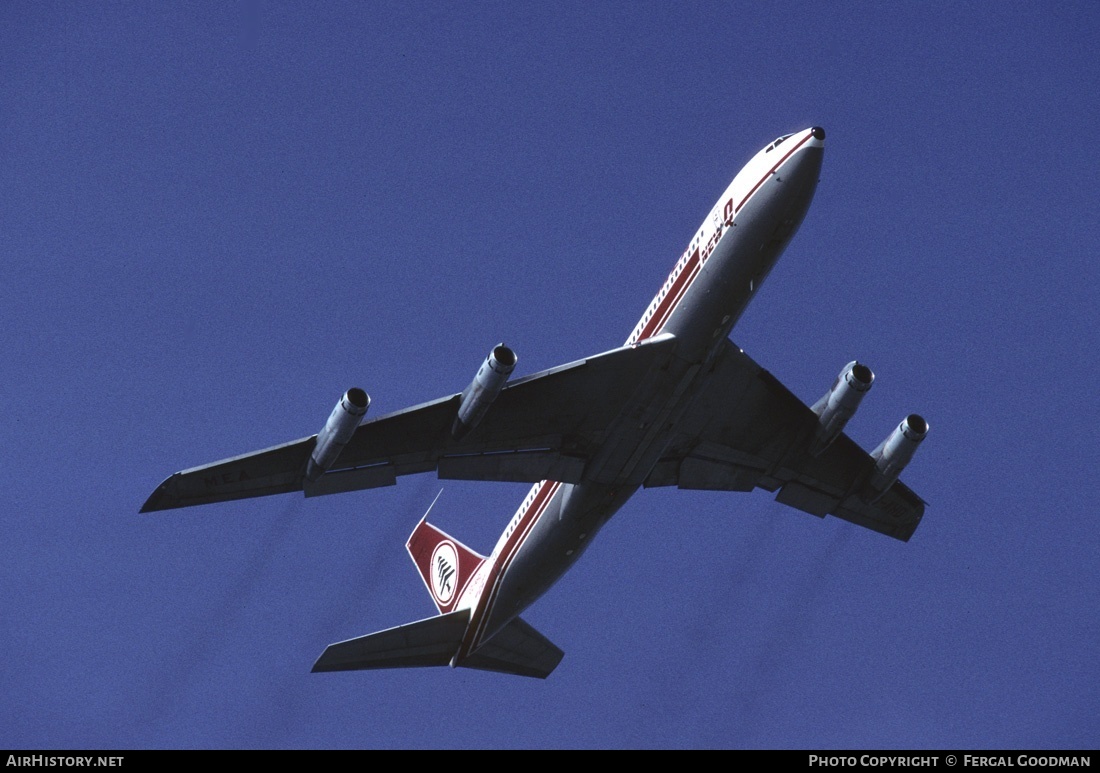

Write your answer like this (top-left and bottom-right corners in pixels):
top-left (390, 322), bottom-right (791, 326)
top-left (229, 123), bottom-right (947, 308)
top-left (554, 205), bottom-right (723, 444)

top-left (142, 126), bottom-right (928, 679)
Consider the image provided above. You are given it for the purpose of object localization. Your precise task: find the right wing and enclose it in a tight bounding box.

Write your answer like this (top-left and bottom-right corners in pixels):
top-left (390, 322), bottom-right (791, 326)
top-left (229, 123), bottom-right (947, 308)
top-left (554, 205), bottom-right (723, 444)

top-left (141, 335), bottom-right (679, 512)
top-left (646, 339), bottom-right (926, 541)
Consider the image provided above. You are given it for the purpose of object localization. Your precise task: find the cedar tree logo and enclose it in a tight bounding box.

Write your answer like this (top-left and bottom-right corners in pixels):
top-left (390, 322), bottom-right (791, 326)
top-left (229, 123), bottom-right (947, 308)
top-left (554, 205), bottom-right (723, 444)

top-left (430, 541), bottom-right (459, 606)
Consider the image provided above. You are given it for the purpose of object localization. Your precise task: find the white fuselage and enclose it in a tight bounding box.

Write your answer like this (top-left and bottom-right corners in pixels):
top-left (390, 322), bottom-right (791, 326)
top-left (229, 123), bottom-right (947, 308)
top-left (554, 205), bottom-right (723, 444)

top-left (452, 128), bottom-right (826, 664)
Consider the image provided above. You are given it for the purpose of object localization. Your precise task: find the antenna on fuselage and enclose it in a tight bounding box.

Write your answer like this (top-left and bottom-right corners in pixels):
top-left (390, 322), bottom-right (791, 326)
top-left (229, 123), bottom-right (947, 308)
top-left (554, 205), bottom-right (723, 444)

top-left (419, 488), bottom-right (445, 523)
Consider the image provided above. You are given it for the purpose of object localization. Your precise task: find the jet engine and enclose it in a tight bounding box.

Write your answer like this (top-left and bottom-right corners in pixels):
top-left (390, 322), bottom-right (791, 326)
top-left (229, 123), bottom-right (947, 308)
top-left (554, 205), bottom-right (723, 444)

top-left (865, 414), bottom-right (929, 499)
top-left (306, 388), bottom-right (370, 481)
top-left (452, 344), bottom-right (517, 439)
top-left (809, 361), bottom-right (874, 456)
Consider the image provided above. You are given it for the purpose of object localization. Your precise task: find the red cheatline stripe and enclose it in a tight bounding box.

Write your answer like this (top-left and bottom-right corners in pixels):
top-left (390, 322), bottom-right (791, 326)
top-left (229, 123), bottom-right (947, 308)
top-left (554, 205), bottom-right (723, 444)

top-left (650, 254), bottom-right (701, 337)
top-left (465, 480), bottom-right (559, 651)
top-left (636, 249), bottom-right (700, 342)
top-left (634, 129), bottom-right (816, 344)
top-left (733, 130), bottom-right (814, 215)
top-left (459, 480), bottom-right (561, 657)
top-left (458, 131), bottom-right (823, 658)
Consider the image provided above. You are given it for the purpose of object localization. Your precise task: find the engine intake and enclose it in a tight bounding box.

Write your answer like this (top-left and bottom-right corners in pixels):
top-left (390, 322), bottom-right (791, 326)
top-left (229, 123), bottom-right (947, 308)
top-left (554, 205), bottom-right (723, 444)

top-left (452, 344), bottom-right (516, 439)
top-left (865, 414), bottom-right (929, 500)
top-left (306, 388), bottom-right (370, 481)
top-left (809, 361), bottom-right (874, 456)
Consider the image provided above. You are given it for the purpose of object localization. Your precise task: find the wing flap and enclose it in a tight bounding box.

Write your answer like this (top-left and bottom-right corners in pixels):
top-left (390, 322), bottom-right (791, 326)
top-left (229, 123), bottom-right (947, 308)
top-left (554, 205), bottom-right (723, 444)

top-left (832, 482), bottom-right (925, 541)
top-left (302, 464), bottom-right (397, 498)
top-left (775, 480), bottom-right (837, 517)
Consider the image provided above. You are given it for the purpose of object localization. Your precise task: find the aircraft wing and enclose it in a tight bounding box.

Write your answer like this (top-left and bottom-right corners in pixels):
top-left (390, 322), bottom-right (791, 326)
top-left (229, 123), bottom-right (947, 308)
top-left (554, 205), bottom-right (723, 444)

top-left (644, 339), bottom-right (926, 541)
top-left (141, 334), bottom-right (679, 513)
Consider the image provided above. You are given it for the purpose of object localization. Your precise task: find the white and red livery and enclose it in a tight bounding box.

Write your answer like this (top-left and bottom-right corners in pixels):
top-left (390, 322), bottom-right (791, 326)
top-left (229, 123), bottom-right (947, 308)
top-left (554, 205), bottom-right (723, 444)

top-left (143, 127), bottom-right (928, 678)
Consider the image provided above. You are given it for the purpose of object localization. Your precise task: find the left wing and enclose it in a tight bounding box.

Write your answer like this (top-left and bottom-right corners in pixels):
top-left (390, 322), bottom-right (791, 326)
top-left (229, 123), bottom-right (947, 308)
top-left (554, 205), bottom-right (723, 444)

top-left (141, 335), bottom-right (679, 512)
top-left (645, 339), bottom-right (926, 541)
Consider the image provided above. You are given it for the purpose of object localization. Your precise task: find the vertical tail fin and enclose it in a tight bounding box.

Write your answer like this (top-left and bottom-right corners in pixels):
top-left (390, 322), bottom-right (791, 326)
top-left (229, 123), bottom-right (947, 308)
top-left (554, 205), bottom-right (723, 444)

top-left (406, 509), bottom-right (486, 615)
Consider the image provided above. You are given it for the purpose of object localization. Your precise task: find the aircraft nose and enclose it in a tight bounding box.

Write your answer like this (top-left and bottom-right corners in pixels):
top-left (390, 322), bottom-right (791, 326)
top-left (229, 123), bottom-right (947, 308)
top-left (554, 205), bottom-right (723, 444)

top-left (788, 127), bottom-right (825, 179)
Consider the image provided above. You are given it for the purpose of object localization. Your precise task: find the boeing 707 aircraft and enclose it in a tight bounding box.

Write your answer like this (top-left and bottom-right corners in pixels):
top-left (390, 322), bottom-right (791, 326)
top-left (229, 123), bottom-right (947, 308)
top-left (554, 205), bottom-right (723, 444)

top-left (142, 127), bottom-right (928, 678)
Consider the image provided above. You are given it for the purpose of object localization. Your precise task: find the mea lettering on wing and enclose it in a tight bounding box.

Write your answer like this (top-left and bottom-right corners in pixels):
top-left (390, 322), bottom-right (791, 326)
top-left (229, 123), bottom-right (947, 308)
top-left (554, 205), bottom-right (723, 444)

top-left (204, 470), bottom-right (251, 489)
top-left (881, 500), bottom-right (907, 519)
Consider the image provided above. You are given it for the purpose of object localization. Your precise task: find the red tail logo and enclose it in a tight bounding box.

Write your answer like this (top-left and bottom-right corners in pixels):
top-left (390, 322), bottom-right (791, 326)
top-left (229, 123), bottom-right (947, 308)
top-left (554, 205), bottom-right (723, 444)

top-left (406, 519), bottom-right (486, 614)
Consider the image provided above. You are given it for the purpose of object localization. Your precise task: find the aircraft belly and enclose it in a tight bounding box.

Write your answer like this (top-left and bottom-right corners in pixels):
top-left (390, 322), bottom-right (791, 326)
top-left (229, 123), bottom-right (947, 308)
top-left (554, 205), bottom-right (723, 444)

top-left (582, 353), bottom-right (702, 487)
top-left (477, 482), bottom-right (634, 641)
top-left (584, 151), bottom-right (823, 491)
top-left (582, 185), bottom-right (800, 488)
top-left (473, 142), bottom-right (834, 659)
top-left (662, 149), bottom-right (822, 359)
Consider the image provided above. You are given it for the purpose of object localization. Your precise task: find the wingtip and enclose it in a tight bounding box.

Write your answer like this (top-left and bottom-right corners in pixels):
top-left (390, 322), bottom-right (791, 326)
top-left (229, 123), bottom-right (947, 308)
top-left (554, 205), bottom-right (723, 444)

top-left (139, 474), bottom-right (178, 513)
top-left (311, 645), bottom-right (347, 673)
top-left (139, 490), bottom-right (163, 513)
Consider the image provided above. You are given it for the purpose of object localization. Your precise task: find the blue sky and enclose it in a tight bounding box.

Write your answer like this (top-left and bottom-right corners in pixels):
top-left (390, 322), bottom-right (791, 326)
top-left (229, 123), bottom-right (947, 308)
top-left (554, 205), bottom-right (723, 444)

top-left (2, 1), bottom-right (1098, 749)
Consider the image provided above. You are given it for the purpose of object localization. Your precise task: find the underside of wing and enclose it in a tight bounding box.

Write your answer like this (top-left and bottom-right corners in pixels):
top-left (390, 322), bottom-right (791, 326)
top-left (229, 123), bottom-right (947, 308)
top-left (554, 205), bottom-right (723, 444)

top-left (647, 339), bottom-right (926, 541)
top-left (141, 335), bottom-right (678, 512)
top-left (140, 437), bottom-right (315, 513)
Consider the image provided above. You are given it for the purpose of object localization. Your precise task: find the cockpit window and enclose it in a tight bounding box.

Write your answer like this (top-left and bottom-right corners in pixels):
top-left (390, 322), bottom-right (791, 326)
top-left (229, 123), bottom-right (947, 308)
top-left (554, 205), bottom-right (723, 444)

top-left (765, 134), bottom-right (795, 153)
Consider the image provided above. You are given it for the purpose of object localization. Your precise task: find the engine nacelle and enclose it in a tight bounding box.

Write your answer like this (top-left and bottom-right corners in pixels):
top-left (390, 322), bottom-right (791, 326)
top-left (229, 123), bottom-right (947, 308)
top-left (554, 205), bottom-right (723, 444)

top-left (306, 388), bottom-right (370, 481)
top-left (809, 361), bottom-right (874, 456)
top-left (452, 344), bottom-right (517, 439)
top-left (865, 414), bottom-right (929, 500)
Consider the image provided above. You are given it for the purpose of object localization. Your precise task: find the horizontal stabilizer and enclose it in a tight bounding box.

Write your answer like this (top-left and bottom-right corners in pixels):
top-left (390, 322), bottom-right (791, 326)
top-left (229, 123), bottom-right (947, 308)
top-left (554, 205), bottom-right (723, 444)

top-left (311, 609), bottom-right (470, 673)
top-left (460, 616), bottom-right (564, 679)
